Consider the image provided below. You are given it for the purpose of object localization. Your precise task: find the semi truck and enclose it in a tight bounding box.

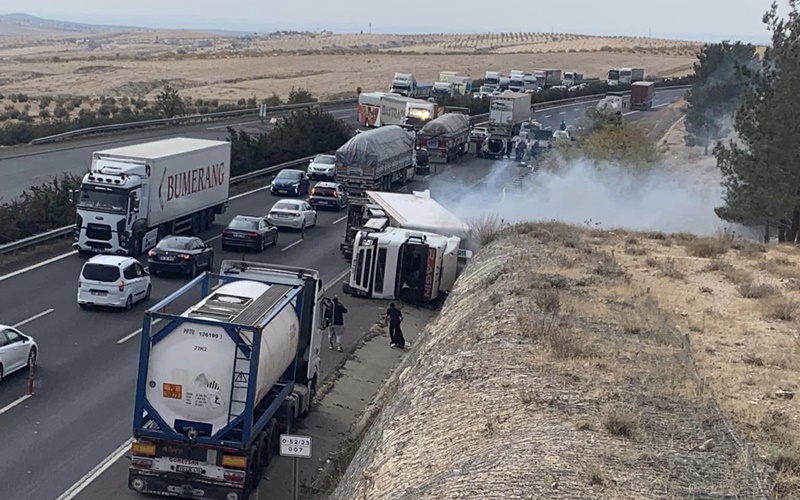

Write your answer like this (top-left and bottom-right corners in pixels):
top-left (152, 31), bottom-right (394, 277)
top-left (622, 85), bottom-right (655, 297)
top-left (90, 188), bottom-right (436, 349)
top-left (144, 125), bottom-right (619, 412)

top-left (535, 69), bottom-right (562, 88)
top-left (483, 71), bottom-right (501, 91)
top-left (390, 73), bottom-right (432, 98)
top-left (127, 260), bottom-right (331, 500)
top-left (416, 112), bottom-right (470, 164)
top-left (596, 91), bottom-right (629, 114)
top-left (630, 81), bottom-right (655, 110)
top-left (379, 95), bottom-right (437, 128)
top-left (508, 70), bottom-right (526, 92)
top-left (432, 81), bottom-right (455, 98)
top-left (73, 138), bottom-right (230, 257)
top-left (438, 71), bottom-right (459, 82)
top-left (358, 91), bottom-right (399, 127)
top-left (342, 190), bottom-right (472, 304)
top-left (607, 67), bottom-right (645, 85)
top-left (334, 125), bottom-right (416, 194)
top-left (450, 76), bottom-right (474, 96)
top-left (563, 71), bottom-right (584, 87)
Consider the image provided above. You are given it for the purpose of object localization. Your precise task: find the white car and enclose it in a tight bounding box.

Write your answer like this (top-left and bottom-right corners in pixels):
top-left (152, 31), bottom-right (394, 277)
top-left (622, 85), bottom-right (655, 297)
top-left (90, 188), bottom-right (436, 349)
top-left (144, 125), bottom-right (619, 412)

top-left (470, 126), bottom-right (489, 140)
top-left (267, 199), bottom-right (318, 230)
top-left (307, 154), bottom-right (337, 181)
top-left (553, 130), bottom-right (571, 142)
top-left (77, 255), bottom-right (152, 310)
top-left (0, 325), bottom-right (37, 383)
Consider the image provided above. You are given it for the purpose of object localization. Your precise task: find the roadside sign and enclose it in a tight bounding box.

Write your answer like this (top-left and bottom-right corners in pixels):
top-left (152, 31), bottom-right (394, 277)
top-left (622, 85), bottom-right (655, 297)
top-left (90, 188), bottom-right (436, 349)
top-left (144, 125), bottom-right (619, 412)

top-left (259, 103), bottom-right (268, 118)
top-left (280, 434), bottom-right (312, 459)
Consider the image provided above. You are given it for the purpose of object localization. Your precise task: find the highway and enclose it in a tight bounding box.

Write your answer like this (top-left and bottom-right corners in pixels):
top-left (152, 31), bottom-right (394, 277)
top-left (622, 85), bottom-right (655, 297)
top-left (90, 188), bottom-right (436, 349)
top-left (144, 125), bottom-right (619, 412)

top-left (0, 88), bottom-right (687, 500)
top-left (0, 88), bottom-right (686, 202)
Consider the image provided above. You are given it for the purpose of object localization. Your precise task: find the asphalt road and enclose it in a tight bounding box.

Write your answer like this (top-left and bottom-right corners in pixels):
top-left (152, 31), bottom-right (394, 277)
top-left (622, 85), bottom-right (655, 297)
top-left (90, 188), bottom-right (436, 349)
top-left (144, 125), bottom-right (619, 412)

top-left (0, 88), bottom-right (686, 500)
top-left (0, 88), bottom-right (687, 202)
top-left (0, 107), bottom-right (357, 202)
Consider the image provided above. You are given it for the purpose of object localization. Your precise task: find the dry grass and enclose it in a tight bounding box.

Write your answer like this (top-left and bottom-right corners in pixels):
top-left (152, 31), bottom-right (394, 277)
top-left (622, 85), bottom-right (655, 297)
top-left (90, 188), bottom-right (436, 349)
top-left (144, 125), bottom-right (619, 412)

top-left (0, 31), bottom-right (699, 107)
top-left (330, 222), bottom-right (772, 500)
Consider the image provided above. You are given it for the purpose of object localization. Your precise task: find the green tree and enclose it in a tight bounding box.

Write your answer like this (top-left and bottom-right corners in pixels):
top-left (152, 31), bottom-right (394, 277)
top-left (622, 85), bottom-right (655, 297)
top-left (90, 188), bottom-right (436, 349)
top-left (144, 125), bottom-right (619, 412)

top-left (155, 85), bottom-right (185, 118)
top-left (684, 41), bottom-right (758, 154)
top-left (714, 1), bottom-right (800, 243)
top-left (286, 87), bottom-right (317, 104)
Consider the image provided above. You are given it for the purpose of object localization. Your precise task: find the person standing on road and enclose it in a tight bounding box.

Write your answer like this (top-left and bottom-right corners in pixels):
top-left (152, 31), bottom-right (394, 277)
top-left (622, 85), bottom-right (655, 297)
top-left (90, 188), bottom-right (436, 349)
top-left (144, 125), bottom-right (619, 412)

top-left (386, 302), bottom-right (405, 349)
top-left (330, 296), bottom-right (348, 352)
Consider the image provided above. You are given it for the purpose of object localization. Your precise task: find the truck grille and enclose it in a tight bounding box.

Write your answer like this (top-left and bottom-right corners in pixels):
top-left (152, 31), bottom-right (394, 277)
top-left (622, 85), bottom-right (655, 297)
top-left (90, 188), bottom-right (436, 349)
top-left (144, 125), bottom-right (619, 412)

top-left (86, 223), bottom-right (112, 241)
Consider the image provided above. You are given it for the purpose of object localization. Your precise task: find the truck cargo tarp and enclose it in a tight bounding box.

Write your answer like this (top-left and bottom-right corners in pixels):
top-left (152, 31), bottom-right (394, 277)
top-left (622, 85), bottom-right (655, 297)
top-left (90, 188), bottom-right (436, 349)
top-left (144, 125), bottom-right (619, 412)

top-left (418, 114), bottom-right (470, 137)
top-left (335, 126), bottom-right (413, 169)
top-left (365, 190), bottom-right (470, 240)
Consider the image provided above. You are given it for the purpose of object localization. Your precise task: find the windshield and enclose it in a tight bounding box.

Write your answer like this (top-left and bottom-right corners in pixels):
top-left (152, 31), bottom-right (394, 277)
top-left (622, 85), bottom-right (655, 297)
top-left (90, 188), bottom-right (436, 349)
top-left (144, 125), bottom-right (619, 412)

top-left (276, 170), bottom-right (301, 180)
top-left (313, 156), bottom-right (335, 165)
top-left (228, 217), bottom-right (258, 230)
top-left (608, 70), bottom-right (620, 79)
top-left (156, 237), bottom-right (192, 250)
top-left (77, 187), bottom-right (128, 213)
top-left (82, 263), bottom-right (120, 282)
top-left (274, 202), bottom-right (301, 211)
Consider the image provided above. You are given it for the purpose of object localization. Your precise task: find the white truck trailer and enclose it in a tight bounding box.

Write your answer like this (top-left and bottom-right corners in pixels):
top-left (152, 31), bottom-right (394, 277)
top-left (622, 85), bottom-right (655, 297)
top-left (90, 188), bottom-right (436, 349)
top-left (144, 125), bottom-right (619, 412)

top-left (342, 190), bottom-right (472, 304)
top-left (73, 137), bottom-right (230, 257)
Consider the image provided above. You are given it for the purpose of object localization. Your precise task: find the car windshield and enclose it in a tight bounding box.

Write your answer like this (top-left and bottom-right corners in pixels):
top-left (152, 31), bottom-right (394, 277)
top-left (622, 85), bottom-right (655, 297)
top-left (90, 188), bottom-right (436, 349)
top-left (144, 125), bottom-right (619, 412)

top-left (276, 170), bottom-right (301, 180)
top-left (274, 202), bottom-right (301, 211)
top-left (313, 156), bottom-right (335, 165)
top-left (76, 187), bottom-right (127, 213)
top-left (82, 263), bottom-right (120, 282)
top-left (156, 237), bottom-right (192, 250)
top-left (228, 218), bottom-right (258, 230)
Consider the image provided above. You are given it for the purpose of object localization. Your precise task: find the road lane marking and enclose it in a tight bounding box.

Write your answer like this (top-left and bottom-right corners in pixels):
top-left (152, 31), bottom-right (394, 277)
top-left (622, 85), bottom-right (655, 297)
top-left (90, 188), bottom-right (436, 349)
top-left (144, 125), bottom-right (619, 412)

top-left (622, 111), bottom-right (640, 116)
top-left (558, 111), bottom-right (566, 115)
top-left (281, 239), bottom-right (304, 252)
top-left (544, 114), bottom-right (552, 118)
top-left (205, 235), bottom-right (221, 243)
top-left (333, 215), bottom-right (347, 225)
top-left (0, 394), bottom-right (32, 417)
top-left (654, 102), bottom-right (669, 108)
top-left (118, 318), bottom-right (163, 344)
top-left (55, 438), bottom-right (134, 500)
top-left (0, 251), bottom-right (78, 283)
top-left (324, 268), bottom-right (350, 292)
top-left (13, 308), bottom-right (55, 328)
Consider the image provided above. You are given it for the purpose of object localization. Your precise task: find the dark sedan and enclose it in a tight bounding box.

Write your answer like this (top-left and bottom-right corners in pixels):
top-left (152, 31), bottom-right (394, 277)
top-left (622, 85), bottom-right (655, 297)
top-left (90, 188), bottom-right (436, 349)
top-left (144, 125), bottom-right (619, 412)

top-left (270, 169), bottom-right (310, 197)
top-left (148, 236), bottom-right (214, 277)
top-left (221, 215), bottom-right (278, 252)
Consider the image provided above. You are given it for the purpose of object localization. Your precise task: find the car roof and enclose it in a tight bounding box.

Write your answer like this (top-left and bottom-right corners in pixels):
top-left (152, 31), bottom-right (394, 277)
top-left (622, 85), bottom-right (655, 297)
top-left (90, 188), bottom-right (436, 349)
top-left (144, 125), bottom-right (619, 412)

top-left (278, 169), bottom-right (303, 174)
top-left (275, 199), bottom-right (303, 204)
top-left (314, 181), bottom-right (339, 188)
top-left (231, 215), bottom-right (262, 221)
top-left (160, 235), bottom-right (194, 242)
top-left (85, 255), bottom-right (135, 266)
top-left (313, 154), bottom-right (335, 159)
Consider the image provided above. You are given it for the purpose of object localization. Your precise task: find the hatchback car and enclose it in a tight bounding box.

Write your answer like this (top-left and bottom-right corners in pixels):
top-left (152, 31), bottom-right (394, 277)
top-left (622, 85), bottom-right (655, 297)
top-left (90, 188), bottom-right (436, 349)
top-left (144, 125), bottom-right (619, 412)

top-left (0, 325), bottom-right (37, 383)
top-left (470, 126), bottom-right (489, 140)
top-left (148, 236), bottom-right (215, 277)
top-left (270, 169), bottom-right (310, 196)
top-left (307, 154), bottom-right (337, 181)
top-left (268, 199), bottom-right (318, 230)
top-left (309, 182), bottom-right (348, 211)
top-left (77, 255), bottom-right (151, 310)
top-left (221, 215), bottom-right (278, 252)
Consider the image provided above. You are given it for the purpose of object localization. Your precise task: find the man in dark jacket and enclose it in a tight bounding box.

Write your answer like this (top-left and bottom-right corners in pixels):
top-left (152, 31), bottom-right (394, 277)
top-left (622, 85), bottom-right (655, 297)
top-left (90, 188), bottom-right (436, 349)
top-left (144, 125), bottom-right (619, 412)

top-left (386, 302), bottom-right (405, 349)
top-left (330, 296), bottom-right (348, 352)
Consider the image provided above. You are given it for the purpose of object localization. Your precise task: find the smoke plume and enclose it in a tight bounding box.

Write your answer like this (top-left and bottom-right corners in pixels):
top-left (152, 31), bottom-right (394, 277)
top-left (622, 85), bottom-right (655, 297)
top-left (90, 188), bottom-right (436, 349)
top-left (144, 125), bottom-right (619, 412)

top-left (429, 159), bottom-right (732, 236)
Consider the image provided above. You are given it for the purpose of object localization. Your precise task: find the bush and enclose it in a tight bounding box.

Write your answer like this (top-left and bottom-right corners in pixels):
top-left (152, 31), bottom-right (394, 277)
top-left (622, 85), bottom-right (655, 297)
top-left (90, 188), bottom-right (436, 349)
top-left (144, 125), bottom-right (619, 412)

top-left (286, 87), bottom-right (317, 104)
top-left (39, 96), bottom-right (52, 109)
top-left (0, 174), bottom-right (82, 244)
top-left (53, 105), bottom-right (69, 118)
top-left (227, 107), bottom-right (353, 177)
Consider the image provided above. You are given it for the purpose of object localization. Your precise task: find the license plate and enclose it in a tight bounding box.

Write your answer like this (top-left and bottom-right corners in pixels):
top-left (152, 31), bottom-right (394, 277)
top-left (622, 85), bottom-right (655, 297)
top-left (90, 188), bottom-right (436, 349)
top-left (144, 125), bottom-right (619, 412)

top-left (91, 291), bottom-right (107, 296)
top-left (232, 234), bottom-right (246, 238)
top-left (160, 255), bottom-right (176, 261)
top-left (176, 465), bottom-right (204, 474)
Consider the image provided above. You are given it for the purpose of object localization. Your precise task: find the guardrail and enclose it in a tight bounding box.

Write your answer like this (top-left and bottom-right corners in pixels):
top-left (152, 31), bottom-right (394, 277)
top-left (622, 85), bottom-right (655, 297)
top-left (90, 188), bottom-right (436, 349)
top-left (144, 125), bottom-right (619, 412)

top-left (29, 99), bottom-right (359, 145)
top-left (0, 154), bottom-right (317, 256)
top-left (1, 84), bottom-right (692, 256)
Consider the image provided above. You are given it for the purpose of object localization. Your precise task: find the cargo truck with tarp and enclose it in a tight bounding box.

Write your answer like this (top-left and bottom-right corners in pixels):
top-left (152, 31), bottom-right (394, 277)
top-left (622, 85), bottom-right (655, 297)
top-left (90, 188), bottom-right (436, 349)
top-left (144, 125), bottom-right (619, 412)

top-left (127, 261), bottom-right (331, 500)
top-left (416, 113), bottom-right (470, 164)
top-left (334, 125), bottom-right (416, 194)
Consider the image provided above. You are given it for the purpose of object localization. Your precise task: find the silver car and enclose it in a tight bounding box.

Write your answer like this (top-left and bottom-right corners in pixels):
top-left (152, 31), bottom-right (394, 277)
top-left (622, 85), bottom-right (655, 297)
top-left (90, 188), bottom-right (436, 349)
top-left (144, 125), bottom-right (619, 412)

top-left (307, 154), bottom-right (336, 181)
top-left (0, 325), bottom-right (37, 383)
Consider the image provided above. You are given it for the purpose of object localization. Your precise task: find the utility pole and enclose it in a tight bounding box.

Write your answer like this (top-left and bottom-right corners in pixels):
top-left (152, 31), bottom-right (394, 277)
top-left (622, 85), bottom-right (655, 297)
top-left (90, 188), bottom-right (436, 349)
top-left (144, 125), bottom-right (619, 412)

top-left (369, 23), bottom-right (372, 35)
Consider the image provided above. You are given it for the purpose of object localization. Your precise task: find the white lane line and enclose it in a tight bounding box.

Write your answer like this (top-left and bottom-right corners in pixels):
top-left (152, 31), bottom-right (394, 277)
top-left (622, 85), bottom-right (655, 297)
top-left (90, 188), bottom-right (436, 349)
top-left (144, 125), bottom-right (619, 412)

top-left (13, 308), bottom-right (54, 328)
top-left (118, 318), bottom-right (163, 345)
top-left (558, 111), bottom-right (566, 115)
top-left (333, 215), bottom-right (347, 225)
top-left (324, 268), bottom-right (350, 292)
top-left (622, 110), bottom-right (640, 116)
top-left (0, 394), bottom-right (32, 417)
top-left (0, 251), bottom-right (78, 283)
top-left (654, 102), bottom-right (669, 108)
top-left (205, 235), bottom-right (221, 243)
top-left (281, 239), bottom-right (304, 252)
top-left (544, 114), bottom-right (552, 118)
top-left (55, 438), bottom-right (134, 500)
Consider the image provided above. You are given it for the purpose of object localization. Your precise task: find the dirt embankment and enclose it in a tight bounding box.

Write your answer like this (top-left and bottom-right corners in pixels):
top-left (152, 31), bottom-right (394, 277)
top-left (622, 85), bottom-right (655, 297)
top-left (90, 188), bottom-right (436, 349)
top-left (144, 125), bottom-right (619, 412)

top-left (328, 223), bottom-right (787, 499)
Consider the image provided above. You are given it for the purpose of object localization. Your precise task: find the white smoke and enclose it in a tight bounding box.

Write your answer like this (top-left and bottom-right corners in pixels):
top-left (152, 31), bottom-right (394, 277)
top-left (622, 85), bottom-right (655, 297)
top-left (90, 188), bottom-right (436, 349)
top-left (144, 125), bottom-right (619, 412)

top-left (428, 158), bottom-right (733, 236)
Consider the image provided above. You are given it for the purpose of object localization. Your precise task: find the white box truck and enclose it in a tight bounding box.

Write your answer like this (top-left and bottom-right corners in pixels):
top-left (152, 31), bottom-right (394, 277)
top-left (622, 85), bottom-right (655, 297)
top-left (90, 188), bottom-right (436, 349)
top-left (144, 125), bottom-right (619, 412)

top-left (73, 137), bottom-right (230, 257)
top-left (488, 91), bottom-right (532, 138)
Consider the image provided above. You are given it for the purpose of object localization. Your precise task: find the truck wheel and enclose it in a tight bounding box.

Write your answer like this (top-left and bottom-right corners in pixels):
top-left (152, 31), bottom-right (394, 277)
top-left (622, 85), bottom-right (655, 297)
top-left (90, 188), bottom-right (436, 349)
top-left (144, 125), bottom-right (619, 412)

top-left (190, 214), bottom-right (200, 235)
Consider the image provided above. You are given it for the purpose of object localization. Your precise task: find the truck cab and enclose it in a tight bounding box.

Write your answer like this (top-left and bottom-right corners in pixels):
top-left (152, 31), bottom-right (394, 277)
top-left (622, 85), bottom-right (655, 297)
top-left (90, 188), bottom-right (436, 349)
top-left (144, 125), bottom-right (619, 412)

top-left (391, 73), bottom-right (416, 97)
top-left (339, 199), bottom-right (388, 259)
top-left (345, 228), bottom-right (461, 304)
top-left (432, 81), bottom-right (455, 98)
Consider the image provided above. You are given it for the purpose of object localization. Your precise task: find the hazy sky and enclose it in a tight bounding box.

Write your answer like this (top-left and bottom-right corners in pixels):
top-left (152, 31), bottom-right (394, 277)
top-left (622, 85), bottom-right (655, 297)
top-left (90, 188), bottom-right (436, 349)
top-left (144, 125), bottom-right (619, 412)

top-left (2, 1), bottom-right (780, 43)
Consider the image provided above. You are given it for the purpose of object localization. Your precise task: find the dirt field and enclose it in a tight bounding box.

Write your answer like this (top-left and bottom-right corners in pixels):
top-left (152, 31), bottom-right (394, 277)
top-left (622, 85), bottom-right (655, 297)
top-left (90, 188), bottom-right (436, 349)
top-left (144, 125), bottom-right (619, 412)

top-left (0, 31), bottom-right (700, 120)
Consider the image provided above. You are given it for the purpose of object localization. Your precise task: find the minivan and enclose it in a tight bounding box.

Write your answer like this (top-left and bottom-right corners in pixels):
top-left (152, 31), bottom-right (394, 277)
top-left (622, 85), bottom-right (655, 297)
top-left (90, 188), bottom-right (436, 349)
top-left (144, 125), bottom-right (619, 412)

top-left (77, 255), bottom-right (152, 310)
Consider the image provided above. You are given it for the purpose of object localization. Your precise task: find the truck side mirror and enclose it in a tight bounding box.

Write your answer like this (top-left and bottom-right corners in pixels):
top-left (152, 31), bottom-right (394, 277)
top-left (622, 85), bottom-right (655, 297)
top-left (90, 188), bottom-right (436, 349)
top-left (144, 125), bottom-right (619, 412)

top-left (131, 195), bottom-right (140, 211)
top-left (68, 188), bottom-right (78, 205)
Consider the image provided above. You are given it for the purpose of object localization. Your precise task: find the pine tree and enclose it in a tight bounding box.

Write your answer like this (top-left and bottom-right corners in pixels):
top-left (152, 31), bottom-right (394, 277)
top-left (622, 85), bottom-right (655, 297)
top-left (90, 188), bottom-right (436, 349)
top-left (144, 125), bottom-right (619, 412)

top-left (714, 1), bottom-right (800, 242)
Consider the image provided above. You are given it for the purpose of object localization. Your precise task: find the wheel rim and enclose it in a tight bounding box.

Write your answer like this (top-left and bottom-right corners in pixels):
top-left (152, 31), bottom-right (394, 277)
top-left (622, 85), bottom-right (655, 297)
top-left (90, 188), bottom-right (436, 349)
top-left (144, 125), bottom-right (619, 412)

top-left (146, 285), bottom-right (151, 299)
top-left (28, 349), bottom-right (36, 366)
top-left (126, 296), bottom-right (132, 309)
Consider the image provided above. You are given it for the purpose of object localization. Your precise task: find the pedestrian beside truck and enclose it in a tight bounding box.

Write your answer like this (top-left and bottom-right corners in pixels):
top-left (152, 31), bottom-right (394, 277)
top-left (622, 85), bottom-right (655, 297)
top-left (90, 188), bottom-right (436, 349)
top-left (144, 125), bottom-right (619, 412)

top-left (386, 302), bottom-right (406, 349)
top-left (330, 296), bottom-right (348, 352)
